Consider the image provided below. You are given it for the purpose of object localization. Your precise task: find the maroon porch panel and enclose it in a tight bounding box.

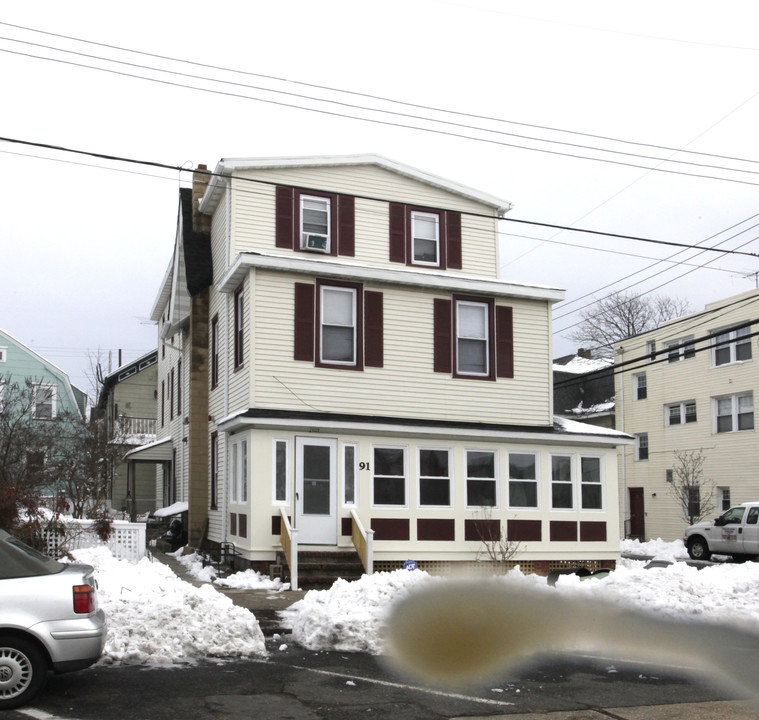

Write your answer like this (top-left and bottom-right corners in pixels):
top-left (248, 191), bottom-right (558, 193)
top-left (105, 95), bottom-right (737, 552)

top-left (580, 521), bottom-right (607, 542)
top-left (417, 519), bottom-right (455, 541)
top-left (550, 520), bottom-right (577, 542)
top-left (371, 518), bottom-right (410, 541)
top-left (507, 519), bottom-right (542, 542)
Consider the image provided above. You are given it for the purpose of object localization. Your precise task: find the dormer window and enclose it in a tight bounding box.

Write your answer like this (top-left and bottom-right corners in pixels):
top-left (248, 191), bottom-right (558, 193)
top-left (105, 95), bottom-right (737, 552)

top-left (411, 211), bottom-right (440, 266)
top-left (301, 195), bottom-right (331, 253)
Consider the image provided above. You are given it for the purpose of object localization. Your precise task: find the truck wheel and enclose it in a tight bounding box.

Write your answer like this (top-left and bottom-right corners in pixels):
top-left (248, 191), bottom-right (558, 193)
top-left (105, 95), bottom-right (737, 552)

top-left (0, 636), bottom-right (48, 710)
top-left (687, 536), bottom-right (711, 561)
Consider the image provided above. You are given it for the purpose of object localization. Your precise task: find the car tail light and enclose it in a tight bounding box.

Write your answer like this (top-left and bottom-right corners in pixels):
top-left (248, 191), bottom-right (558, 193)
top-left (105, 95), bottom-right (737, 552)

top-left (73, 584), bottom-right (96, 614)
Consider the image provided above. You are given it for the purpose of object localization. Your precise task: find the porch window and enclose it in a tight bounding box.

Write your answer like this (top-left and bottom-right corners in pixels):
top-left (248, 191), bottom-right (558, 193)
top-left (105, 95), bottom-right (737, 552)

top-left (230, 438), bottom-right (248, 503)
top-left (466, 450), bottom-right (496, 507)
top-left (373, 447), bottom-right (406, 507)
top-left (418, 448), bottom-right (451, 507)
top-left (551, 455), bottom-right (573, 509)
top-left (508, 453), bottom-right (538, 508)
top-left (580, 457), bottom-right (603, 510)
top-left (343, 444), bottom-right (358, 506)
top-left (273, 439), bottom-right (290, 503)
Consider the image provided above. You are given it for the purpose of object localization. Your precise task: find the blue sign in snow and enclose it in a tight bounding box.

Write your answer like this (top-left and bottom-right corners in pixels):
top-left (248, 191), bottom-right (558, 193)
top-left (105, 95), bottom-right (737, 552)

top-left (402, 560), bottom-right (418, 571)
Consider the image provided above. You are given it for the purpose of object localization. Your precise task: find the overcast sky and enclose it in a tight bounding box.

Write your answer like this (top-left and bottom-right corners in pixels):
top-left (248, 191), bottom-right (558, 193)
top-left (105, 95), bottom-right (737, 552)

top-left (2, 0), bottom-right (758, 398)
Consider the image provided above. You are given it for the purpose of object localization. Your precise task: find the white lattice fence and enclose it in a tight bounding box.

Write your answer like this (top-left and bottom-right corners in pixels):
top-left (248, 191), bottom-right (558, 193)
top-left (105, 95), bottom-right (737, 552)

top-left (42, 520), bottom-right (146, 563)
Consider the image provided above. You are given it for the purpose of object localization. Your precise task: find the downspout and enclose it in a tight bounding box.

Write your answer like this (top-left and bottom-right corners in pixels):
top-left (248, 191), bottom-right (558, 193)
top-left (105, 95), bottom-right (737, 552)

top-left (617, 344), bottom-right (627, 537)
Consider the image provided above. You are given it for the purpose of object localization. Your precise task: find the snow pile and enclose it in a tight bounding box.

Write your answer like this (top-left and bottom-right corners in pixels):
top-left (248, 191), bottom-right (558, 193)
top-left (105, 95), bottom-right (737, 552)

top-left (71, 547), bottom-right (266, 665)
top-left (170, 548), bottom-right (288, 590)
top-left (621, 536), bottom-right (688, 561)
top-left (282, 569), bottom-right (436, 653)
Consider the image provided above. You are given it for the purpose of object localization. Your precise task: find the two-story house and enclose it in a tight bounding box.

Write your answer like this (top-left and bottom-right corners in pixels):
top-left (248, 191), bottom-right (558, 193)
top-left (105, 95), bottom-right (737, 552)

top-left (142, 155), bottom-right (630, 579)
top-left (93, 350), bottom-right (158, 518)
top-left (615, 288), bottom-right (759, 541)
top-left (0, 328), bottom-right (87, 501)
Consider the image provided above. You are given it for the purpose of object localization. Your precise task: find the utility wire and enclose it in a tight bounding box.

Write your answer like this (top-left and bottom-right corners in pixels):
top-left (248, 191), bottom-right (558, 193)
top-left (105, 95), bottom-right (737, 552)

top-left (2, 20), bottom-right (758, 171)
top-left (3, 135), bottom-right (758, 260)
top-left (3, 43), bottom-right (759, 188)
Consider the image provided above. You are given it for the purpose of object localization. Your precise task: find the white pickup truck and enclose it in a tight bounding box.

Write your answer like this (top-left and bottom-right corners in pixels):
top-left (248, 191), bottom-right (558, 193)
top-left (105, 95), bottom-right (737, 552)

top-left (685, 502), bottom-right (759, 561)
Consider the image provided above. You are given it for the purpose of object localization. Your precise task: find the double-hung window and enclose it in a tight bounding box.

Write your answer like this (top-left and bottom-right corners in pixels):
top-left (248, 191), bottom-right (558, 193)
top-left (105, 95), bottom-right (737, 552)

top-left (666, 401), bottom-right (697, 425)
top-left (466, 450), bottom-right (497, 507)
top-left (636, 433), bottom-right (649, 460)
top-left (580, 457), bottom-right (603, 510)
top-left (230, 438), bottom-right (248, 503)
top-left (715, 392), bottom-right (754, 433)
top-left (418, 448), bottom-right (451, 507)
top-left (32, 385), bottom-right (56, 420)
top-left (234, 285), bottom-right (244, 369)
top-left (508, 453), bottom-right (538, 508)
top-left (300, 195), bottom-right (331, 252)
top-left (714, 325), bottom-right (752, 366)
top-left (634, 373), bottom-right (647, 400)
top-left (320, 285), bottom-right (357, 365)
top-left (210, 433), bottom-right (218, 510)
top-left (551, 455), bottom-right (573, 509)
top-left (456, 300), bottom-right (489, 376)
top-left (665, 337), bottom-right (695, 362)
top-left (410, 211), bottom-right (440, 266)
top-left (373, 447), bottom-right (406, 506)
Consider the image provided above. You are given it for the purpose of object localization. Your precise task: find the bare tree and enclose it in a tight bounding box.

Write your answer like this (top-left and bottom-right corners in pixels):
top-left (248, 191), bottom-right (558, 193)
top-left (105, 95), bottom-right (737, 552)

top-left (471, 509), bottom-right (521, 563)
top-left (667, 449), bottom-right (716, 526)
top-left (567, 291), bottom-right (690, 358)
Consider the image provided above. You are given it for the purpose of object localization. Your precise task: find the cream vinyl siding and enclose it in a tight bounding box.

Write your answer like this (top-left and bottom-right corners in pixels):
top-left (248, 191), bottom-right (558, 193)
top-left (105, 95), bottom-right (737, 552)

top-left (218, 426), bottom-right (619, 563)
top-left (616, 288), bottom-right (759, 541)
top-left (227, 171), bottom-right (499, 278)
top-left (249, 270), bottom-right (552, 426)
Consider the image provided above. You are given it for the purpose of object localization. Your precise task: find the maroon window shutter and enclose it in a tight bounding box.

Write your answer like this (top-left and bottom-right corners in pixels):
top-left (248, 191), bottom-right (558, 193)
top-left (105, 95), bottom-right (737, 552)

top-left (433, 299), bottom-right (453, 373)
top-left (275, 186), bottom-right (295, 249)
top-left (389, 203), bottom-right (406, 263)
top-left (496, 305), bottom-right (514, 378)
top-left (294, 283), bottom-right (315, 361)
top-left (364, 291), bottom-right (384, 368)
top-left (446, 212), bottom-right (462, 269)
top-left (337, 195), bottom-right (355, 257)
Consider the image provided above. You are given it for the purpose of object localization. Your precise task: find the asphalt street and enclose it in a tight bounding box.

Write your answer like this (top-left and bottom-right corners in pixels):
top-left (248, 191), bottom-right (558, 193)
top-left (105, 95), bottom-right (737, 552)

top-left (8, 637), bottom-right (757, 720)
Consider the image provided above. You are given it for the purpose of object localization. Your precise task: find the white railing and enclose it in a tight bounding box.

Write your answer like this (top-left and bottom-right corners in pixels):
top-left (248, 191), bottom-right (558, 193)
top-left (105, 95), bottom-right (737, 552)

top-left (42, 520), bottom-right (146, 563)
top-left (115, 415), bottom-right (156, 437)
top-left (350, 509), bottom-right (374, 575)
top-left (279, 508), bottom-right (298, 591)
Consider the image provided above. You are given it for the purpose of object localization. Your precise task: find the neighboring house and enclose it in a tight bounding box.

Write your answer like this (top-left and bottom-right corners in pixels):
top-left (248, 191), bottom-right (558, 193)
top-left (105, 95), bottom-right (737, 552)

top-left (93, 350), bottom-right (158, 517)
top-left (553, 349), bottom-right (615, 428)
top-left (137, 155), bottom-right (630, 579)
top-left (0, 328), bottom-right (87, 499)
top-left (615, 288), bottom-right (759, 541)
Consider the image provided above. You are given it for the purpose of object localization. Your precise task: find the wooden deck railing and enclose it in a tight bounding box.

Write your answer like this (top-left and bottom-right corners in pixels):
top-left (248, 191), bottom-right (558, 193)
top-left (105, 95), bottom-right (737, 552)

top-left (279, 508), bottom-right (299, 591)
top-left (350, 509), bottom-right (374, 575)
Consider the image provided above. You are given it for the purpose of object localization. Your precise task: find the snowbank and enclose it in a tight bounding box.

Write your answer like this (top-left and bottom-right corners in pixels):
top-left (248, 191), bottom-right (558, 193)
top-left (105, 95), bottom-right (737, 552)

top-left (71, 547), bottom-right (267, 665)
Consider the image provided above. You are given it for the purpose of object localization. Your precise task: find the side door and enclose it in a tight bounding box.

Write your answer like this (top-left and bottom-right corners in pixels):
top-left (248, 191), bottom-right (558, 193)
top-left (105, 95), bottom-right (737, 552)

top-left (740, 506), bottom-right (759, 555)
top-left (295, 437), bottom-right (338, 545)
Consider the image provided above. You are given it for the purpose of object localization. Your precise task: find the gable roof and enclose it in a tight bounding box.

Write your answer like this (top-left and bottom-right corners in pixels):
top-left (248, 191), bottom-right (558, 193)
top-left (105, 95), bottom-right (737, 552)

top-left (198, 154), bottom-right (513, 216)
top-left (150, 188), bottom-right (212, 326)
top-left (0, 328), bottom-right (86, 418)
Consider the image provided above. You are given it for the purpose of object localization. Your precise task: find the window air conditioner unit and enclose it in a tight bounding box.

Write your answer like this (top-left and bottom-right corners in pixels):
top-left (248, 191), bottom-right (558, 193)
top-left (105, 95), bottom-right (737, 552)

top-left (304, 233), bottom-right (328, 251)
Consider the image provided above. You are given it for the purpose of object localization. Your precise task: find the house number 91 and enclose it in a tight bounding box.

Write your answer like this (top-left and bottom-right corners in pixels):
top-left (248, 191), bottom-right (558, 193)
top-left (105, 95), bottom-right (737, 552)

top-left (359, 462), bottom-right (371, 471)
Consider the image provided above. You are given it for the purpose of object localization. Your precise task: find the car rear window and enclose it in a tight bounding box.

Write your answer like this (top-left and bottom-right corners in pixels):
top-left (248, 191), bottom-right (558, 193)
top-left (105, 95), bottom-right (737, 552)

top-left (0, 532), bottom-right (65, 579)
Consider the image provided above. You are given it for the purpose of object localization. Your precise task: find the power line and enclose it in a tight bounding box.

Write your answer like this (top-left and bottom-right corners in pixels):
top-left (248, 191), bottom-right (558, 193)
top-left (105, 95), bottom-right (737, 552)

top-left (3, 20), bottom-right (758, 172)
top-left (3, 41), bottom-right (759, 188)
top-left (3, 135), bottom-right (758, 270)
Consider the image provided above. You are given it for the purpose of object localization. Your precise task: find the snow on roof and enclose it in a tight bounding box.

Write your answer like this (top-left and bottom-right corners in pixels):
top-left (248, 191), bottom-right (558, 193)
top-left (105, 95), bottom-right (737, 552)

top-left (553, 355), bottom-right (612, 375)
top-left (153, 501), bottom-right (189, 517)
top-left (554, 415), bottom-right (629, 439)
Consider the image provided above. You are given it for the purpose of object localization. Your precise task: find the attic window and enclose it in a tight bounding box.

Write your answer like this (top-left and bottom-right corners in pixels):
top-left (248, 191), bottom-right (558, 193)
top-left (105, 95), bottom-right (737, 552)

top-left (0, 347), bottom-right (6, 362)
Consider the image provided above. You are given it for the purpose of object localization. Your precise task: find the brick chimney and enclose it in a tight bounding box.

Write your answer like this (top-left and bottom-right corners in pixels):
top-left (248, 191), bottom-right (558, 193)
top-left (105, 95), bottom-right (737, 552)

top-left (577, 348), bottom-right (592, 359)
top-left (192, 164), bottom-right (212, 234)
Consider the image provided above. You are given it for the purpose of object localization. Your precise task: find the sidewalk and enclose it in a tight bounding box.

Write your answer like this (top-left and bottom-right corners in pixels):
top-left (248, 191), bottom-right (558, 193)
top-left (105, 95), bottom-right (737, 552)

top-left (151, 549), bottom-right (306, 635)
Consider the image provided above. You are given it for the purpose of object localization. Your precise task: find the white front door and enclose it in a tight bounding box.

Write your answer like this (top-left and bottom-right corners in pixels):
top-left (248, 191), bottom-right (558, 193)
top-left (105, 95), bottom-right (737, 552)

top-left (295, 437), bottom-right (337, 545)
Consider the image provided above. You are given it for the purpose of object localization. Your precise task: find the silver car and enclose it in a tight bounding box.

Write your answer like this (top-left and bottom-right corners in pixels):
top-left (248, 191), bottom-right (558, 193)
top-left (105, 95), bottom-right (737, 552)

top-left (0, 529), bottom-right (107, 709)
